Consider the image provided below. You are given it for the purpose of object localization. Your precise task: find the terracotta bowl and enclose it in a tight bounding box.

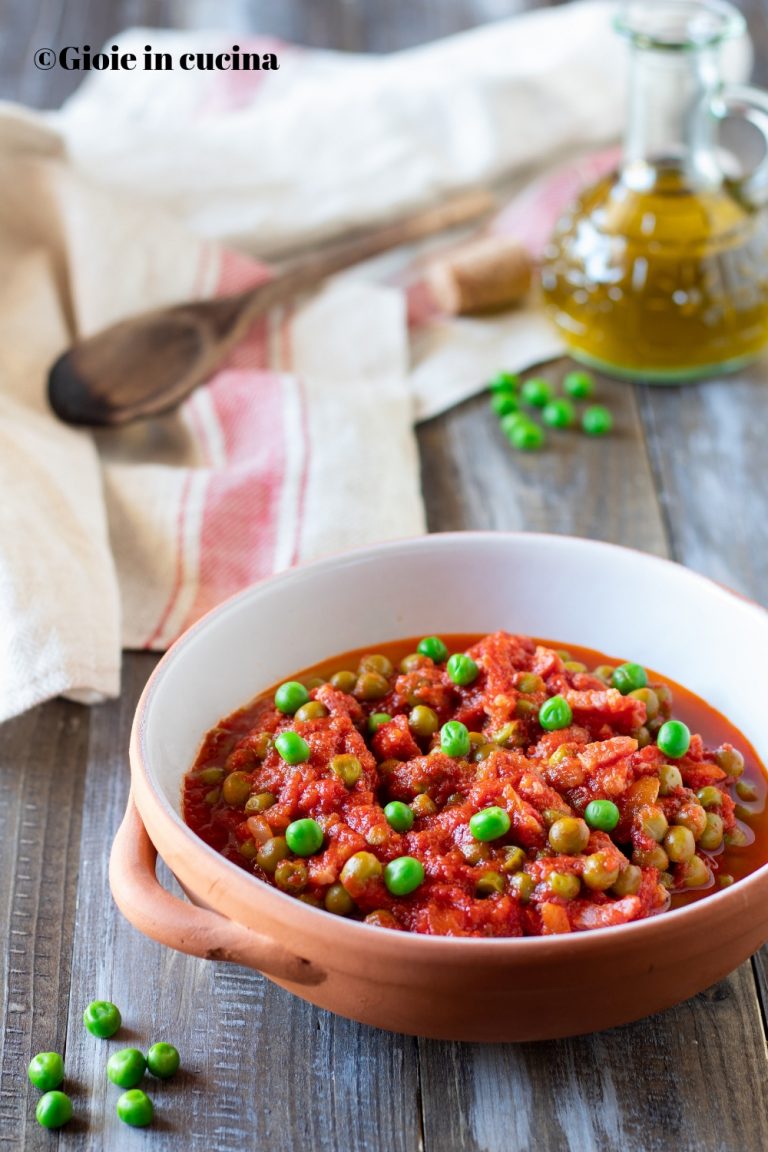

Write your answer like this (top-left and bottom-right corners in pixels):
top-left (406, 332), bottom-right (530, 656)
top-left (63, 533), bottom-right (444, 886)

top-left (113, 532), bottom-right (768, 1042)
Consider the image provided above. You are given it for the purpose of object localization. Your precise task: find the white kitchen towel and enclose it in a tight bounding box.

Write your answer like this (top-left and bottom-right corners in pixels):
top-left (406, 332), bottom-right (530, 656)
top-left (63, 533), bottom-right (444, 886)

top-left (55, 2), bottom-right (632, 257)
top-left (0, 113), bottom-right (421, 723)
top-left (0, 2), bottom-right (751, 722)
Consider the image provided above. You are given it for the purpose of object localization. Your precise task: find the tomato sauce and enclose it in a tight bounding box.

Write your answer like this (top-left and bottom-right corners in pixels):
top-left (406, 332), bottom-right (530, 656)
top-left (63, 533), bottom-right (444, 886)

top-left (182, 633), bottom-right (767, 937)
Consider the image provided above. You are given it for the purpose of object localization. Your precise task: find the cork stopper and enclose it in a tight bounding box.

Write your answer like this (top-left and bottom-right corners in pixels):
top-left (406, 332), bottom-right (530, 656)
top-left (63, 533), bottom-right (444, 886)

top-left (426, 235), bottom-right (532, 315)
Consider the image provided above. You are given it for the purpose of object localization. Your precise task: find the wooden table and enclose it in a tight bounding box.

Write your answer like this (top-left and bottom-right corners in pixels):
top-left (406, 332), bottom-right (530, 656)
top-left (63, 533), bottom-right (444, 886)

top-left (2, 2), bottom-right (768, 1149)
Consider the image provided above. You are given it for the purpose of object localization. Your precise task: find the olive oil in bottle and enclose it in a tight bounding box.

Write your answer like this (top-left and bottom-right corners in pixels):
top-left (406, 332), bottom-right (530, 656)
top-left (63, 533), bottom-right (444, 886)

top-left (541, 1), bottom-right (768, 380)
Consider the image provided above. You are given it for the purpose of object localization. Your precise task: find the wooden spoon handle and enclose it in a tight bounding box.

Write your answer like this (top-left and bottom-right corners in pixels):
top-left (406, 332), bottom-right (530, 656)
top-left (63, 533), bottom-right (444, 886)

top-left (221, 188), bottom-right (495, 343)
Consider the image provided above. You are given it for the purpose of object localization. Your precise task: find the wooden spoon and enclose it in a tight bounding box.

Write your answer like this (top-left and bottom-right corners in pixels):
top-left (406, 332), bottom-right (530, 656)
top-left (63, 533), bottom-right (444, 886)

top-left (48, 190), bottom-right (494, 427)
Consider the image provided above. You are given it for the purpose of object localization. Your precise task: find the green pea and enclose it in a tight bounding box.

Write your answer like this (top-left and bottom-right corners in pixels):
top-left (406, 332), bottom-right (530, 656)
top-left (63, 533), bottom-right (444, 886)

top-left (83, 1000), bottom-right (121, 1038)
top-left (584, 799), bottom-right (620, 832)
top-left (582, 405), bottom-right (613, 436)
top-left (658, 764), bottom-right (683, 795)
top-left (324, 883), bottom-right (355, 916)
top-left (107, 1049), bottom-right (147, 1089)
top-left (491, 391), bottom-right (520, 417)
top-left (359, 654), bottom-right (394, 677)
top-left (548, 816), bottom-right (590, 854)
top-left (384, 856), bottom-right (425, 896)
top-left (354, 671), bottom-right (390, 700)
top-left (146, 1042), bottom-right (180, 1080)
top-left (500, 845), bottom-right (527, 873)
top-left (400, 653), bottom-right (427, 673)
top-left (274, 858), bottom-right (309, 893)
top-left (521, 377), bottom-right (553, 407)
top-left (716, 745), bottom-right (745, 778)
top-left (549, 872), bottom-right (580, 899)
top-left (563, 369), bottom-right (595, 398)
top-left (222, 771), bottom-right (251, 807)
top-left (657, 720), bottom-right (690, 759)
top-left (330, 754), bottom-right (363, 787)
top-left (440, 720), bottom-right (471, 758)
top-left (538, 695), bottom-right (573, 731)
top-left (27, 1052), bottom-right (64, 1092)
top-left (697, 786), bottom-right (723, 809)
top-left (488, 371), bottom-right (520, 393)
top-left (542, 398), bottom-right (576, 429)
top-left (611, 662), bottom-right (648, 694)
top-left (330, 670), bottom-right (357, 693)
top-left (446, 653), bottom-right (479, 686)
top-left (736, 780), bottom-right (758, 802)
top-left (274, 680), bottom-right (310, 714)
top-left (469, 806), bottom-right (511, 842)
top-left (36, 1091), bottom-right (73, 1130)
top-left (275, 731), bottom-right (310, 764)
top-left (510, 872), bottom-right (533, 902)
top-left (384, 801), bottom-right (415, 833)
top-left (508, 418), bottom-right (545, 451)
top-left (295, 701), bottom-right (329, 722)
top-left (369, 712), bottom-right (392, 734)
top-left (409, 705), bottom-right (439, 738)
top-left (285, 818), bottom-right (324, 856)
top-left (476, 871), bottom-right (505, 897)
top-left (116, 1089), bottom-right (154, 1128)
top-left (500, 411), bottom-right (528, 437)
top-left (256, 836), bottom-right (289, 873)
top-left (340, 852), bottom-right (383, 889)
top-left (417, 636), bottom-right (448, 663)
top-left (244, 791), bottom-right (276, 814)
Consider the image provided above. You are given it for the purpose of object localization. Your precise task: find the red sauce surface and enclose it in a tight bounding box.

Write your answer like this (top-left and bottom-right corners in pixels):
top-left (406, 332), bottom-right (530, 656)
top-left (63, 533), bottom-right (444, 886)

top-left (182, 633), bottom-right (768, 937)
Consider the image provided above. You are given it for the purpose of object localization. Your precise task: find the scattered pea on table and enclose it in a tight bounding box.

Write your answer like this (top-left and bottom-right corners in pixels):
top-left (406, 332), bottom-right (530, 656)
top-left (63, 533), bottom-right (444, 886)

top-left (107, 1048), bottom-right (147, 1089)
top-left (582, 404), bottom-right (613, 436)
top-left (116, 1088), bottom-right (154, 1128)
top-left (83, 1000), bottom-right (122, 1039)
top-left (36, 1091), bottom-right (73, 1130)
top-left (146, 1042), bottom-right (181, 1080)
top-left (27, 1052), bottom-right (64, 1092)
top-left (521, 377), bottom-right (553, 407)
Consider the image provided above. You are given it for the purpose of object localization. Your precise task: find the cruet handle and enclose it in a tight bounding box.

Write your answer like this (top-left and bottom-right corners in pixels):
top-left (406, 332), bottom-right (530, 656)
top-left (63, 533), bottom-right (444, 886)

top-left (712, 84), bottom-right (768, 208)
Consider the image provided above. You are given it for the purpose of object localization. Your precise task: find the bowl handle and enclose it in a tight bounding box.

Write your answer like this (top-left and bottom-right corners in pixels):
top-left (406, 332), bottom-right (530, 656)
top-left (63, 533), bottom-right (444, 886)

top-left (109, 795), bottom-right (326, 987)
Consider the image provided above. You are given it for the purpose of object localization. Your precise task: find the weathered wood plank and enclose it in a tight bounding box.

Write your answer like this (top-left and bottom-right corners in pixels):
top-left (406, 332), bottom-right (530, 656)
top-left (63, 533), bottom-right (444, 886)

top-left (56, 653), bottom-right (422, 1152)
top-left (3, 2), bottom-right (768, 1152)
top-left (420, 965), bottom-right (768, 1152)
top-left (0, 700), bottom-right (89, 1148)
top-left (416, 362), bottom-right (768, 1152)
top-left (418, 364), bottom-right (669, 556)
top-left (638, 374), bottom-right (768, 603)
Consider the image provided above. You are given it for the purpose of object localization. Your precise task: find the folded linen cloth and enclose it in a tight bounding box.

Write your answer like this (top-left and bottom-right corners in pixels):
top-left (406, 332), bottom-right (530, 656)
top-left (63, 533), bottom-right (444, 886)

top-left (0, 114), bottom-right (420, 722)
top-left (0, 2), bottom-right (751, 723)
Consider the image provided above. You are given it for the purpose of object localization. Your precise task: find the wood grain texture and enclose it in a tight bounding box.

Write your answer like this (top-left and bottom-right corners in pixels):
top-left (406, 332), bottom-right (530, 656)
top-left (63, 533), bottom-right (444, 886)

top-left (419, 965), bottom-right (768, 1152)
top-left (2, 1), bottom-right (768, 1151)
top-left (44, 655), bottom-right (421, 1152)
top-left (418, 363), bottom-right (669, 555)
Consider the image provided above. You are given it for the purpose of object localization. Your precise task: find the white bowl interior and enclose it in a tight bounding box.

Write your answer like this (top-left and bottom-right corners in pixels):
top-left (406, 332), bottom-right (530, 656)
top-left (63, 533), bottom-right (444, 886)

top-left (138, 534), bottom-right (768, 817)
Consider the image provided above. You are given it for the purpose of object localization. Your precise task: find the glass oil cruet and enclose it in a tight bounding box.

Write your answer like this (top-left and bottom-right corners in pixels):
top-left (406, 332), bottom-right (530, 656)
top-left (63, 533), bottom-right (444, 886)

top-left (541, 0), bottom-right (768, 380)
